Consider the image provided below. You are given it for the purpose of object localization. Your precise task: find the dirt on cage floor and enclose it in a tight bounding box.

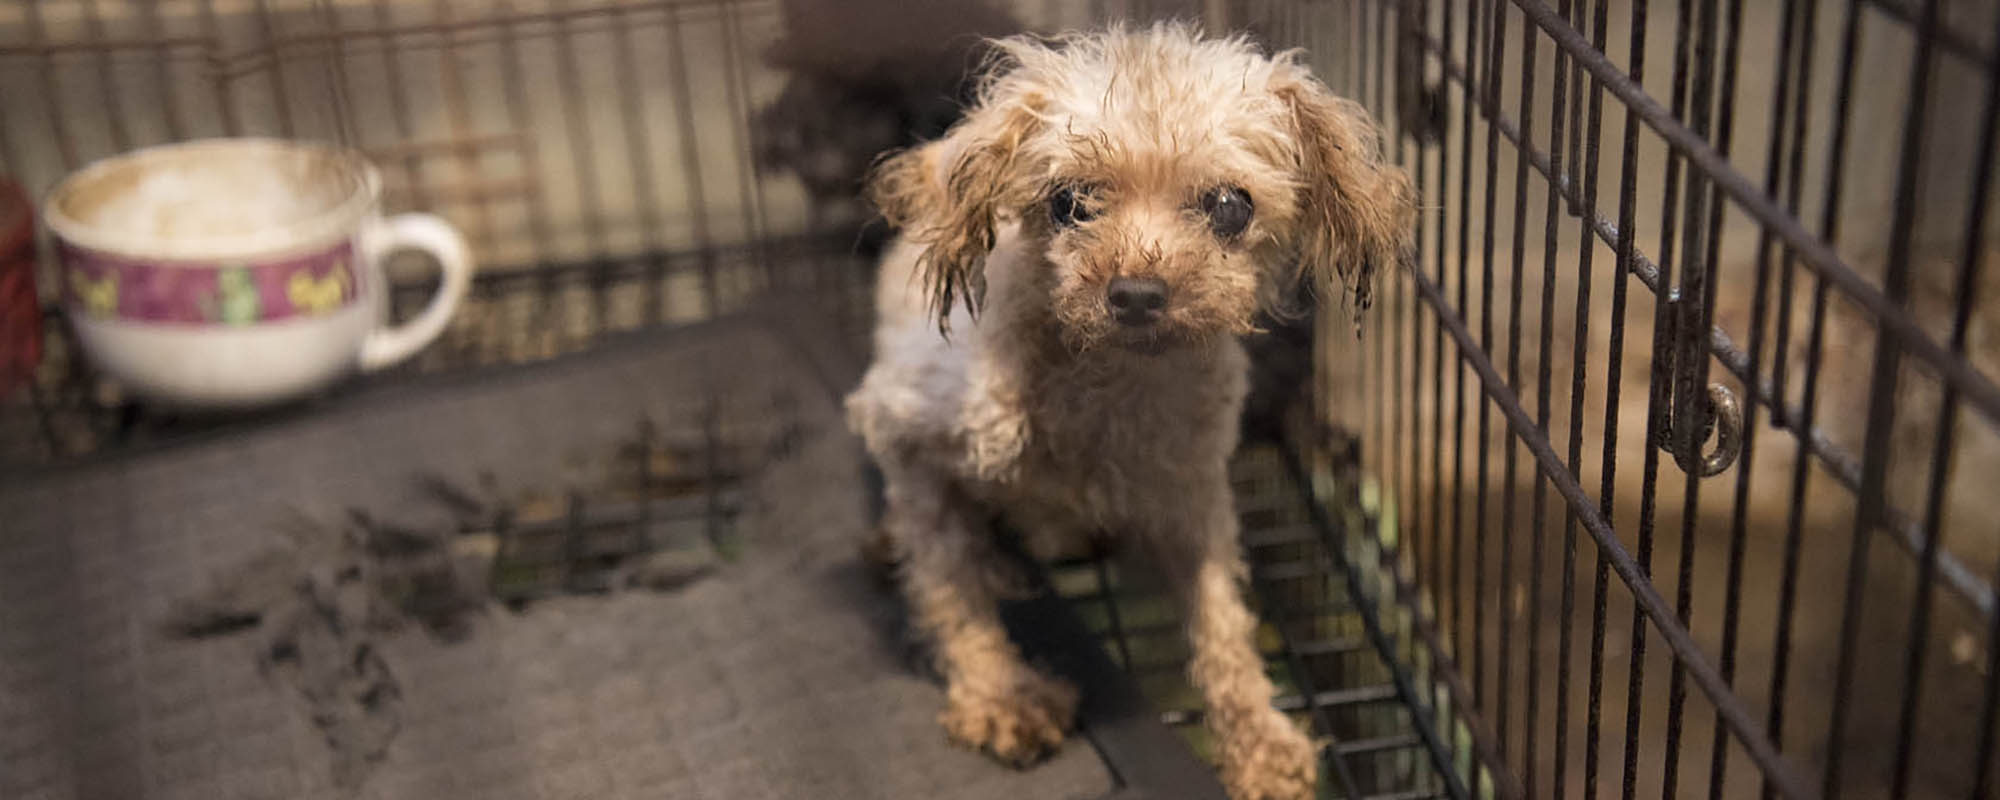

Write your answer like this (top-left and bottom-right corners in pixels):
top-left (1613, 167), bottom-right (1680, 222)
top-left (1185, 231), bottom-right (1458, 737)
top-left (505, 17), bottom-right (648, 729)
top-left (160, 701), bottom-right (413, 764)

top-left (0, 315), bottom-right (1119, 800)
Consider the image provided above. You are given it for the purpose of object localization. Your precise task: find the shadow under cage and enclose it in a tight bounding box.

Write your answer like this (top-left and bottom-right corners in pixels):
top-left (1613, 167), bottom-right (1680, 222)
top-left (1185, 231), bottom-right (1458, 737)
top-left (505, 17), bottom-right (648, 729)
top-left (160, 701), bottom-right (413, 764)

top-left (2, 1), bottom-right (1997, 799)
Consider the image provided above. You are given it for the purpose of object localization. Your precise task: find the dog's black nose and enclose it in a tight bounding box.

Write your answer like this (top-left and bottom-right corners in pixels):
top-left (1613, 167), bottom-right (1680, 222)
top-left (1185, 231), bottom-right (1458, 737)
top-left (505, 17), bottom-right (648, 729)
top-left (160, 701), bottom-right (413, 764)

top-left (1106, 276), bottom-right (1167, 326)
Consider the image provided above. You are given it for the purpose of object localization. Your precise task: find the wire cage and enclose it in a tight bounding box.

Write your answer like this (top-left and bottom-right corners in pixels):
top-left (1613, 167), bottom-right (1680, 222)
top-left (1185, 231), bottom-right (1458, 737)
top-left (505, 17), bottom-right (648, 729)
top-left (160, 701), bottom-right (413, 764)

top-left (2, 0), bottom-right (1998, 799)
top-left (1281, 0), bottom-right (2000, 798)
top-left (0, 0), bottom-right (881, 464)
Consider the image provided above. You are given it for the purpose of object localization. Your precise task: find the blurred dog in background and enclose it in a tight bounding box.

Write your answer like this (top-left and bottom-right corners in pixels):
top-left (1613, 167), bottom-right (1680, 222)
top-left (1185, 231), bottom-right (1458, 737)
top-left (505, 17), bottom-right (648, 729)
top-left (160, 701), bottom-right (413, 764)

top-left (750, 0), bottom-right (1024, 257)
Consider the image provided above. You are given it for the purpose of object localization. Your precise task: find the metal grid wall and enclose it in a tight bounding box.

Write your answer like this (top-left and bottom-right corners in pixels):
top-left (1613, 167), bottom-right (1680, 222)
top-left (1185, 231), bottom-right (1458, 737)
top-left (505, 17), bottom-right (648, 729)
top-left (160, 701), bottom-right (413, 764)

top-left (0, 0), bottom-right (872, 464)
top-left (1256, 0), bottom-right (2000, 797)
top-left (1, 1), bottom-right (797, 265)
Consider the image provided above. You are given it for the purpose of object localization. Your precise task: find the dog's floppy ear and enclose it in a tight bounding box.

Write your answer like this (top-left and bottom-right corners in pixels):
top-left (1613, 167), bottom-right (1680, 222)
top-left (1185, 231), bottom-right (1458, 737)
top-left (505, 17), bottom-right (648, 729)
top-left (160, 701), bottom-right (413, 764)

top-left (1277, 71), bottom-right (1416, 318)
top-left (867, 61), bottom-right (1044, 333)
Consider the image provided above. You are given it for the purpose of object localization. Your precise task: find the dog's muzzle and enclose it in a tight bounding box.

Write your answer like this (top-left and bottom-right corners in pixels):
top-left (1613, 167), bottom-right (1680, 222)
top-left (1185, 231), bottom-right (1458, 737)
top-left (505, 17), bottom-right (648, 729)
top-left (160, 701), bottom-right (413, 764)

top-left (1105, 276), bottom-right (1167, 327)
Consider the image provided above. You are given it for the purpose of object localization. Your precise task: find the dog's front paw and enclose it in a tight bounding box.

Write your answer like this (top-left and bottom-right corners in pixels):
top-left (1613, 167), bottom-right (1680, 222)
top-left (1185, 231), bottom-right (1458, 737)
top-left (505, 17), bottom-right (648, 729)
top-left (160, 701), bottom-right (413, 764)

top-left (1218, 709), bottom-right (1320, 800)
top-left (940, 668), bottom-right (1079, 766)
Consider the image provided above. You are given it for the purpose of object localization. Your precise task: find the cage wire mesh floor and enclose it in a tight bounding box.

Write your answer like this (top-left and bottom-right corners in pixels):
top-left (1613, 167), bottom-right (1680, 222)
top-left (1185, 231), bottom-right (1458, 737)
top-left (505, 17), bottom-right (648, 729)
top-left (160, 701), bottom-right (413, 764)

top-left (1, 310), bottom-right (1472, 800)
top-left (0, 303), bottom-right (1469, 800)
top-left (1046, 442), bottom-right (1471, 799)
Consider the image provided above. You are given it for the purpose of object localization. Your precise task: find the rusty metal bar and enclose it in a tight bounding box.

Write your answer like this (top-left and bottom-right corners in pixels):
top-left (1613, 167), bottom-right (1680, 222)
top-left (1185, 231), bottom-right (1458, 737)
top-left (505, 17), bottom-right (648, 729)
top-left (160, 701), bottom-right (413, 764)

top-left (430, 0), bottom-right (497, 247)
top-left (489, 0), bottom-right (558, 268)
top-left (608, 2), bottom-right (670, 324)
top-left (1405, 19), bottom-right (1998, 622)
top-left (660, 4), bottom-right (720, 319)
top-left (382, 178), bottom-right (539, 207)
top-left (23, 1), bottom-right (79, 169)
top-left (716, 0), bottom-right (771, 301)
top-left (311, 0), bottom-right (359, 147)
top-left (137, 0), bottom-right (189, 142)
top-left (0, 36), bottom-right (212, 58)
top-left (197, 0), bottom-right (240, 135)
top-left (367, 0), bottom-right (429, 208)
top-left (209, 0), bottom-right (774, 80)
top-left (1506, 0), bottom-right (2000, 430)
top-left (250, 0), bottom-right (299, 137)
top-left (1404, 261), bottom-right (1816, 800)
top-left (363, 132), bottom-right (527, 161)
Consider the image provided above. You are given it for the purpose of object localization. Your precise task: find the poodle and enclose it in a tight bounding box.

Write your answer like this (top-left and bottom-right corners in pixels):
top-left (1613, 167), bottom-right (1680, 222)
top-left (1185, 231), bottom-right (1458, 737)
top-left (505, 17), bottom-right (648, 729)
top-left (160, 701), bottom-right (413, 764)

top-left (844, 24), bottom-right (1415, 800)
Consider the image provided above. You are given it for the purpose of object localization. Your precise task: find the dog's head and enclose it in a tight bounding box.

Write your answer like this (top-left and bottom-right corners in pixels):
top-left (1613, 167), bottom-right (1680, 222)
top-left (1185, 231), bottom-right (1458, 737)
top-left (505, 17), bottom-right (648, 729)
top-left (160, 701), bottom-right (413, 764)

top-left (869, 23), bottom-right (1415, 351)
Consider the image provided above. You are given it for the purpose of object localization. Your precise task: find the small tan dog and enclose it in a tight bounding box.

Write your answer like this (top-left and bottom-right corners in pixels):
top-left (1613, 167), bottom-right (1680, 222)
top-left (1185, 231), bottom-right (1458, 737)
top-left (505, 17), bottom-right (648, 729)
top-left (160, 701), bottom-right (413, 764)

top-left (846, 23), bottom-right (1414, 800)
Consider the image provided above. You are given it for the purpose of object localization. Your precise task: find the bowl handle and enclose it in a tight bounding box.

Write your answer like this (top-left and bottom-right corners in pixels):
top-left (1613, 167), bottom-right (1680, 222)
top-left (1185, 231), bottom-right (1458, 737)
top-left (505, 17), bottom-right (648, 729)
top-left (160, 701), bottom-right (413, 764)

top-left (358, 213), bottom-right (473, 372)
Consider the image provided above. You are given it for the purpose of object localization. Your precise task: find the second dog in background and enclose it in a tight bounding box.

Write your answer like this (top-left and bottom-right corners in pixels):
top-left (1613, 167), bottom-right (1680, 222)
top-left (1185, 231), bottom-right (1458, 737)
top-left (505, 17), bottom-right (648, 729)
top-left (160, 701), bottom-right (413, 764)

top-left (750, 0), bottom-right (1023, 248)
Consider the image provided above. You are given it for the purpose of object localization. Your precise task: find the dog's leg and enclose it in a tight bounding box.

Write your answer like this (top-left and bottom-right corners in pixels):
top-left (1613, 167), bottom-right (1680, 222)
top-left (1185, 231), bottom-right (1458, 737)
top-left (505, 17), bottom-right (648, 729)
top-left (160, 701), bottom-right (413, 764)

top-left (880, 457), bottom-right (1078, 765)
top-left (1162, 484), bottom-right (1319, 800)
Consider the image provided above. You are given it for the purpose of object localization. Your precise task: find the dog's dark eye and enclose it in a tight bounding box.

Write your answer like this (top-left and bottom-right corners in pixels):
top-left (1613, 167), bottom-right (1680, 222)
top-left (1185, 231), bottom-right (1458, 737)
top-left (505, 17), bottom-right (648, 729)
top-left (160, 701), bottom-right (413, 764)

top-left (1049, 186), bottom-right (1097, 228)
top-left (1201, 186), bottom-right (1253, 238)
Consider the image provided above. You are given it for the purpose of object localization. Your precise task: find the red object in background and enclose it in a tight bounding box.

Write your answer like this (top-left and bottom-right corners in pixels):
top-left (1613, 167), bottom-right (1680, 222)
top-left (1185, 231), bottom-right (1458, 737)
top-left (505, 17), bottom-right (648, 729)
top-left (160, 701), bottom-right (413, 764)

top-left (0, 177), bottom-right (40, 398)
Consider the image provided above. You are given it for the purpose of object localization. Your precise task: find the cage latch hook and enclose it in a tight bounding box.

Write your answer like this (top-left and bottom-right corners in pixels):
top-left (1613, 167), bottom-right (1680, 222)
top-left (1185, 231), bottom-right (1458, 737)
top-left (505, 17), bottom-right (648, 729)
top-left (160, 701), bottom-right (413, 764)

top-left (1660, 382), bottom-right (1743, 477)
top-left (1650, 294), bottom-right (1744, 478)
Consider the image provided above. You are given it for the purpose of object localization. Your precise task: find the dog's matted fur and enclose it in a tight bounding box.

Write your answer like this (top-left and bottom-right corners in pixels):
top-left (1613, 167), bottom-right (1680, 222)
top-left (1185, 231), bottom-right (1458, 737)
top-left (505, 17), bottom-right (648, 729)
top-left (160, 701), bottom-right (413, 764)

top-left (845, 23), bottom-right (1414, 800)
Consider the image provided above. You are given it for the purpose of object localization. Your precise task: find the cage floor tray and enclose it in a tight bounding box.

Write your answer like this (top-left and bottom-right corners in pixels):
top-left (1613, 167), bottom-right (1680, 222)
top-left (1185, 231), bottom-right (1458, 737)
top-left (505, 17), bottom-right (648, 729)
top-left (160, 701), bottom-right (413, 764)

top-left (0, 315), bottom-right (1176, 800)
